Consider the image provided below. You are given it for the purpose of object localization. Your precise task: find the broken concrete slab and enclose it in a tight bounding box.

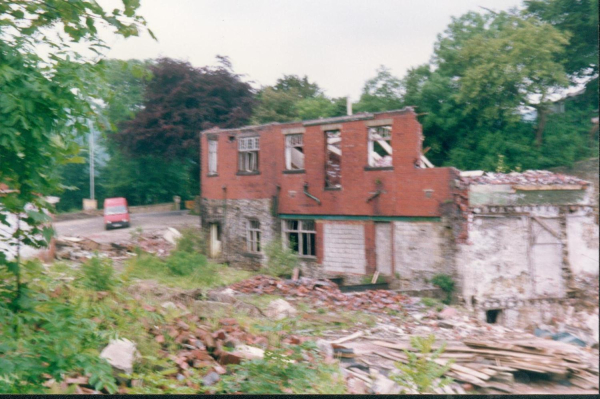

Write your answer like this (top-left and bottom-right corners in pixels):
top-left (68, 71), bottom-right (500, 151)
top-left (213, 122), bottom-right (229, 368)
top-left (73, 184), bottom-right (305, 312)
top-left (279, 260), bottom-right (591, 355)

top-left (100, 338), bottom-right (139, 375)
top-left (265, 298), bottom-right (297, 320)
top-left (163, 227), bottom-right (182, 245)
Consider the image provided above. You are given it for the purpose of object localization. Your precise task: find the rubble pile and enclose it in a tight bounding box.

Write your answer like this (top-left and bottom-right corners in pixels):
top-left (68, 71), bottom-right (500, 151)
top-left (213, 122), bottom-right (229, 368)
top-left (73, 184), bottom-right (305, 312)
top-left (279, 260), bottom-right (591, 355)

top-left (228, 275), bottom-right (410, 314)
top-left (54, 230), bottom-right (177, 261)
top-left (461, 170), bottom-right (590, 187)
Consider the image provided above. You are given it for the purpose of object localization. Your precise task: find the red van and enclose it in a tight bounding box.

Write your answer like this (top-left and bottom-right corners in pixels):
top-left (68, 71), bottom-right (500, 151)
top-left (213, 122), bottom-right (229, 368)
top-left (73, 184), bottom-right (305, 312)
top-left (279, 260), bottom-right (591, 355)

top-left (103, 197), bottom-right (130, 230)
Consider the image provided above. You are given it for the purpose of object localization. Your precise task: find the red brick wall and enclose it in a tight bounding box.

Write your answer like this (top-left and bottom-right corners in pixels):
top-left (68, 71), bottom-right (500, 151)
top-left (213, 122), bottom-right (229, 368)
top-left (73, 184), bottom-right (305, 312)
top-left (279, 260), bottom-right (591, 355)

top-left (201, 110), bottom-right (456, 217)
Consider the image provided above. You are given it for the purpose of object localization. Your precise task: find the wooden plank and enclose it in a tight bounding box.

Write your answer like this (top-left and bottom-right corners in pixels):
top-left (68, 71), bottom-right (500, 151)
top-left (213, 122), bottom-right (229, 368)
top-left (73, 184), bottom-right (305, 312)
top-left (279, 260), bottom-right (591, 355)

top-left (371, 271), bottom-right (380, 284)
top-left (331, 331), bottom-right (364, 345)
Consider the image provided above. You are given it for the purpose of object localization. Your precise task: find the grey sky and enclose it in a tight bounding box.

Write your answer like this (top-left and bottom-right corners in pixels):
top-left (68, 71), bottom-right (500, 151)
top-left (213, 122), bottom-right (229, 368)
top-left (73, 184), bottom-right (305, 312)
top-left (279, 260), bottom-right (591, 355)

top-left (103, 0), bottom-right (523, 100)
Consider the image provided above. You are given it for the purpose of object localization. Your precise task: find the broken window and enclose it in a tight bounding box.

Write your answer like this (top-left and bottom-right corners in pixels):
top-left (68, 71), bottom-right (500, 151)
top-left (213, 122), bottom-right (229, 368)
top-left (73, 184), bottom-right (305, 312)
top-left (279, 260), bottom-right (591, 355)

top-left (246, 220), bottom-right (261, 252)
top-left (283, 220), bottom-right (316, 257)
top-left (368, 125), bottom-right (392, 167)
top-left (325, 130), bottom-right (341, 188)
top-left (285, 134), bottom-right (304, 170)
top-left (238, 137), bottom-right (259, 172)
top-left (208, 140), bottom-right (218, 175)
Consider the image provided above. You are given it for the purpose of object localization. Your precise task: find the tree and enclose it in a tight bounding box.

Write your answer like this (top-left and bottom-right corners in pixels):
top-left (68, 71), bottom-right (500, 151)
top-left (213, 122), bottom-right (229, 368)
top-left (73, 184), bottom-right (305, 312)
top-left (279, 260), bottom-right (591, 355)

top-left (0, 0), bottom-right (149, 392)
top-left (116, 57), bottom-right (255, 159)
top-left (251, 74), bottom-right (345, 123)
top-left (354, 66), bottom-right (404, 113)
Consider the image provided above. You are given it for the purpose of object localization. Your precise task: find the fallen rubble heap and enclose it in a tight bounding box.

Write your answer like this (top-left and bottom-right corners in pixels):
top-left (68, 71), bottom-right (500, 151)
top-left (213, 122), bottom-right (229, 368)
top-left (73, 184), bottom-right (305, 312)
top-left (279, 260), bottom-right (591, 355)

top-left (228, 275), bottom-right (410, 314)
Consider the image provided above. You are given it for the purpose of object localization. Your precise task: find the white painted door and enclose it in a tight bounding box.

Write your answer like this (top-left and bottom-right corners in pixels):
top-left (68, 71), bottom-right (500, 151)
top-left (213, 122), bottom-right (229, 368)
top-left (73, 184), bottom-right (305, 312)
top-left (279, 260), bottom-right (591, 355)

top-left (375, 222), bottom-right (393, 275)
top-left (209, 223), bottom-right (222, 258)
top-left (530, 217), bottom-right (563, 297)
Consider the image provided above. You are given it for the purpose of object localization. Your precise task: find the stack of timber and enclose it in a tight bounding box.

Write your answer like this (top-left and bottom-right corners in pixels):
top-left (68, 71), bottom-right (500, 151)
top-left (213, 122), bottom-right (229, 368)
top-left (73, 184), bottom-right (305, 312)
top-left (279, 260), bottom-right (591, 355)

top-left (347, 335), bottom-right (598, 394)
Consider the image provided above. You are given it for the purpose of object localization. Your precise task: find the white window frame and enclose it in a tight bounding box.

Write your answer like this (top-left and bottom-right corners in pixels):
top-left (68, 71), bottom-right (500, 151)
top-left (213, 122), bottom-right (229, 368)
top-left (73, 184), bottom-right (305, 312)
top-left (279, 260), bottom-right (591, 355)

top-left (367, 125), bottom-right (392, 167)
top-left (246, 219), bottom-right (261, 253)
top-left (238, 137), bottom-right (260, 172)
top-left (282, 220), bottom-right (316, 257)
top-left (285, 134), bottom-right (304, 170)
top-left (208, 140), bottom-right (218, 175)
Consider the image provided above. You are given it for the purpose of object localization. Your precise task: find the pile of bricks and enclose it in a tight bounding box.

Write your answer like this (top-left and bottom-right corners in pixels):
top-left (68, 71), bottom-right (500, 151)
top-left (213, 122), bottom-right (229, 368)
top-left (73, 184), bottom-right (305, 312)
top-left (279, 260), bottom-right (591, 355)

top-left (461, 170), bottom-right (590, 186)
top-left (229, 275), bottom-right (409, 314)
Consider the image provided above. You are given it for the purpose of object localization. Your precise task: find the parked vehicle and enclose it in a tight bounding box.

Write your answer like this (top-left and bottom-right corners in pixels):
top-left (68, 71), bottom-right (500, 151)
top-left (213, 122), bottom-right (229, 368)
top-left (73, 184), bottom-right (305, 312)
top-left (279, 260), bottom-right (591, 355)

top-left (103, 197), bottom-right (130, 230)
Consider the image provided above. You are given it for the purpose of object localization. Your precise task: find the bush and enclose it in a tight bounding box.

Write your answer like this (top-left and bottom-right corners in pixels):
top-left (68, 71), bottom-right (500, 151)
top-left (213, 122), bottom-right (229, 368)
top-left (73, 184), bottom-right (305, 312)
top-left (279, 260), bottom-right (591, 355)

top-left (390, 334), bottom-right (454, 394)
top-left (431, 274), bottom-right (455, 305)
top-left (218, 342), bottom-right (346, 394)
top-left (263, 239), bottom-right (298, 278)
top-left (175, 228), bottom-right (207, 255)
top-left (78, 255), bottom-right (118, 292)
top-left (165, 251), bottom-right (208, 276)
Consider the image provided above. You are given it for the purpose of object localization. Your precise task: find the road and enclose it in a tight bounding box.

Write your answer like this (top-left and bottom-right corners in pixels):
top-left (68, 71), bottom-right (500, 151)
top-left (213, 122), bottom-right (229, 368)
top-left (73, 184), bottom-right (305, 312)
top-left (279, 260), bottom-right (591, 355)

top-left (54, 210), bottom-right (200, 243)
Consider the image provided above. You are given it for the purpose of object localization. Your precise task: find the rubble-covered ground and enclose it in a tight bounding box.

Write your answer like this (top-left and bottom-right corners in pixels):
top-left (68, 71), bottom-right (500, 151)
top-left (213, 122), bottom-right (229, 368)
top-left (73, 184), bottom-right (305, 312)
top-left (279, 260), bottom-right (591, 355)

top-left (37, 229), bottom-right (599, 394)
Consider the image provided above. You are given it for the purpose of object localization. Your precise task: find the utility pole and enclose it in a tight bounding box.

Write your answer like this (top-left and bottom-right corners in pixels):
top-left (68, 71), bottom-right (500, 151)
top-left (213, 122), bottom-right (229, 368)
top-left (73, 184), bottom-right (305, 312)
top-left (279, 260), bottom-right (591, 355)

top-left (89, 127), bottom-right (95, 201)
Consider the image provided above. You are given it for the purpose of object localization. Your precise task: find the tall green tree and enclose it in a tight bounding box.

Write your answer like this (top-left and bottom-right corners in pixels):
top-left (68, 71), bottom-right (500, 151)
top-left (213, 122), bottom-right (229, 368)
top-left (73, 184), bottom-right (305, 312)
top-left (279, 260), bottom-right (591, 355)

top-left (354, 66), bottom-right (404, 113)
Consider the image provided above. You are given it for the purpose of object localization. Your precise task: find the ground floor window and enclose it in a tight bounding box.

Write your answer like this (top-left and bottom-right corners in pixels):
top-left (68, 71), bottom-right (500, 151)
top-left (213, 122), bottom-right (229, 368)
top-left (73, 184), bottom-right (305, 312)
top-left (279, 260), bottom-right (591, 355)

top-left (283, 220), bottom-right (316, 256)
top-left (246, 220), bottom-right (261, 252)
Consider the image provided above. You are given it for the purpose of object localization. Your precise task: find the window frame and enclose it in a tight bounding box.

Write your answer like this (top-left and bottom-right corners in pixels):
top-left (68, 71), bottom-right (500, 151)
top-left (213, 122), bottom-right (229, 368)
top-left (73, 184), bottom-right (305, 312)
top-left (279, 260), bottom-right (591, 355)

top-left (284, 133), bottom-right (305, 171)
top-left (238, 136), bottom-right (260, 173)
top-left (246, 219), bottom-right (261, 253)
top-left (324, 129), bottom-right (342, 189)
top-left (367, 125), bottom-right (393, 168)
top-left (282, 219), bottom-right (317, 257)
top-left (208, 139), bottom-right (218, 175)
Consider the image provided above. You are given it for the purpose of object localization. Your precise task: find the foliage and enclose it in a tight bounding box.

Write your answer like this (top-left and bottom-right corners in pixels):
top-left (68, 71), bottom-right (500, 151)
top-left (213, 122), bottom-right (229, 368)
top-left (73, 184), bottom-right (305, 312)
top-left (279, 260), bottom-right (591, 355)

top-left (263, 239), bottom-right (298, 278)
top-left (390, 334), bottom-right (454, 394)
top-left (431, 274), bottom-right (455, 305)
top-left (165, 251), bottom-right (208, 277)
top-left (77, 255), bottom-right (118, 292)
top-left (354, 66), bottom-right (404, 113)
top-left (251, 74), bottom-right (346, 124)
top-left (218, 342), bottom-right (346, 394)
top-left (175, 228), bottom-right (207, 255)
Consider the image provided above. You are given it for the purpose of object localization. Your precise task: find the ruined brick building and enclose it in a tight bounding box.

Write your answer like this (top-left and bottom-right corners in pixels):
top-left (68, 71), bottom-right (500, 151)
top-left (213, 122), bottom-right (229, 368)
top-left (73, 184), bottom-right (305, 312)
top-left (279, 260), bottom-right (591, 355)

top-left (200, 108), bottom-right (599, 327)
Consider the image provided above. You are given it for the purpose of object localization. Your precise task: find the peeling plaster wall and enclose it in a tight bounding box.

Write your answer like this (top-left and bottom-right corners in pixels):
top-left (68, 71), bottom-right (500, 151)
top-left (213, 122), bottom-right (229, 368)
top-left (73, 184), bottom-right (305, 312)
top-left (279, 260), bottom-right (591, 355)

top-left (393, 221), bottom-right (449, 289)
top-left (567, 212), bottom-right (599, 276)
top-left (458, 215), bottom-right (533, 305)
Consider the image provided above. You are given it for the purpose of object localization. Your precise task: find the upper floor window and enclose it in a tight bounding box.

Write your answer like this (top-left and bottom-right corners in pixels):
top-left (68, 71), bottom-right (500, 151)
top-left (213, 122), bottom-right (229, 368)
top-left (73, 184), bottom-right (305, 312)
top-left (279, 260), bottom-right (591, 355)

top-left (285, 134), bottom-right (304, 170)
top-left (246, 220), bottom-right (261, 252)
top-left (208, 140), bottom-right (218, 175)
top-left (283, 220), bottom-right (316, 257)
top-left (238, 137), bottom-right (259, 173)
top-left (368, 125), bottom-right (392, 167)
top-left (325, 130), bottom-right (341, 188)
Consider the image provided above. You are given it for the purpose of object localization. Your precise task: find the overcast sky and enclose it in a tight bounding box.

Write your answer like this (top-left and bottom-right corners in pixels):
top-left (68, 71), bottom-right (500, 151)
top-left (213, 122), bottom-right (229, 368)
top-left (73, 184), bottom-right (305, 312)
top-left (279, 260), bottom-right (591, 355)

top-left (101, 0), bottom-right (523, 100)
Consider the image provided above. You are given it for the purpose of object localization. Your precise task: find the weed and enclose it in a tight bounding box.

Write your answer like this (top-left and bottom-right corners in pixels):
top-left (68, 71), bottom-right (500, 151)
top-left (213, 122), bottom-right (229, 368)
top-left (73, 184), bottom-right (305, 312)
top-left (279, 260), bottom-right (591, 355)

top-left (263, 239), bottom-right (298, 278)
top-left (431, 274), bottom-right (455, 304)
top-left (420, 297), bottom-right (439, 307)
top-left (218, 342), bottom-right (346, 394)
top-left (390, 334), bottom-right (454, 394)
top-left (77, 255), bottom-right (118, 292)
top-left (175, 228), bottom-right (207, 255)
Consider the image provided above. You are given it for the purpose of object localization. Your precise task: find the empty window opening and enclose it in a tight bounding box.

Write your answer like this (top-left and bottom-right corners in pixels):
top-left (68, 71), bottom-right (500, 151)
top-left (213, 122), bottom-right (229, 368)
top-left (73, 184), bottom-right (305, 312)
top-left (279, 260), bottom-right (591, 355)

top-left (238, 137), bottom-right (259, 172)
top-left (283, 220), bottom-right (316, 257)
top-left (368, 125), bottom-right (392, 167)
top-left (325, 130), bottom-right (341, 188)
top-left (208, 140), bottom-right (218, 175)
top-left (209, 222), bottom-right (222, 258)
top-left (246, 220), bottom-right (261, 252)
top-left (285, 134), bottom-right (304, 170)
top-left (486, 309), bottom-right (502, 324)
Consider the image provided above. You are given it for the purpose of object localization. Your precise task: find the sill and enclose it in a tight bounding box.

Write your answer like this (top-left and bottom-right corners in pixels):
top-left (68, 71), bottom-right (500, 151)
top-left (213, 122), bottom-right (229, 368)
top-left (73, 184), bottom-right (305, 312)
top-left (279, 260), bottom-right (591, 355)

top-left (207, 173), bottom-right (219, 177)
top-left (236, 171), bottom-right (260, 176)
top-left (364, 166), bottom-right (394, 171)
top-left (283, 169), bottom-right (305, 174)
top-left (298, 255), bottom-right (317, 260)
top-left (324, 186), bottom-right (342, 191)
top-left (242, 252), bottom-right (263, 259)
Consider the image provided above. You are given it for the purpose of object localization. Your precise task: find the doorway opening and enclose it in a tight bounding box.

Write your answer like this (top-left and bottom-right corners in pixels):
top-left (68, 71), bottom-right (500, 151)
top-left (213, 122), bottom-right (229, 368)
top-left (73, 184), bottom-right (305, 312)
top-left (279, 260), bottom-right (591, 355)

top-left (209, 223), bottom-right (222, 258)
top-left (486, 309), bottom-right (503, 324)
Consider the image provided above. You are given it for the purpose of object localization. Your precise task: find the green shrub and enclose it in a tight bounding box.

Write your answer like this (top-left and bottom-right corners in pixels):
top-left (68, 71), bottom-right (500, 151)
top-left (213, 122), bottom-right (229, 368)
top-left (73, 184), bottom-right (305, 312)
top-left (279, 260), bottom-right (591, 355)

top-left (175, 228), bottom-right (207, 255)
top-left (165, 251), bottom-right (208, 276)
top-left (390, 334), bottom-right (454, 394)
top-left (78, 255), bottom-right (118, 292)
top-left (420, 297), bottom-right (439, 307)
top-left (263, 239), bottom-right (298, 278)
top-left (431, 274), bottom-right (455, 305)
top-left (218, 342), bottom-right (346, 394)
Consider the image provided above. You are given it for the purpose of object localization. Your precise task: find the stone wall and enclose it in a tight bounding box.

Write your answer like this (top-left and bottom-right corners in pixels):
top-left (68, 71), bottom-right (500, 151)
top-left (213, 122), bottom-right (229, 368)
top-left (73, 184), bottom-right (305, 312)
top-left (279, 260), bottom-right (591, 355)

top-left (201, 198), bottom-right (277, 270)
top-left (566, 210), bottom-right (599, 276)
